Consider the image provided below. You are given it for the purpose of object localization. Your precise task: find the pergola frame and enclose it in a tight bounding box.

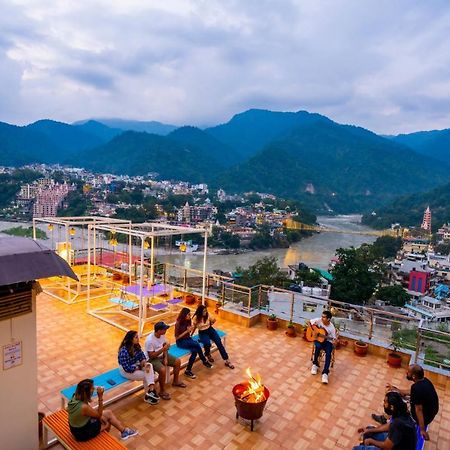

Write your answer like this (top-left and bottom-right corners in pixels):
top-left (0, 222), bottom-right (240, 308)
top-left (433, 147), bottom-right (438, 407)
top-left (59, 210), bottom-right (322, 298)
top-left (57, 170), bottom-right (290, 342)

top-left (32, 216), bottom-right (132, 303)
top-left (86, 221), bottom-right (208, 336)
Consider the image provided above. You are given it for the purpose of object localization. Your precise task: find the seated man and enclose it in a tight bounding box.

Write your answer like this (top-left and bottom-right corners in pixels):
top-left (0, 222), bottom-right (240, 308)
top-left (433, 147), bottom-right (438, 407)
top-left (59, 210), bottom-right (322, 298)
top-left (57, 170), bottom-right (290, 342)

top-left (354, 391), bottom-right (416, 450)
top-left (309, 310), bottom-right (338, 384)
top-left (144, 321), bottom-right (186, 400)
top-left (372, 364), bottom-right (439, 442)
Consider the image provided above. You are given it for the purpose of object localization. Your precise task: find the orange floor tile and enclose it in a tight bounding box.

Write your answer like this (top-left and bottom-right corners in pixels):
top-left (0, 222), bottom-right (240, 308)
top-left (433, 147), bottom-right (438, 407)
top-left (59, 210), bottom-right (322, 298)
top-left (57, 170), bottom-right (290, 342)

top-left (36, 293), bottom-right (449, 449)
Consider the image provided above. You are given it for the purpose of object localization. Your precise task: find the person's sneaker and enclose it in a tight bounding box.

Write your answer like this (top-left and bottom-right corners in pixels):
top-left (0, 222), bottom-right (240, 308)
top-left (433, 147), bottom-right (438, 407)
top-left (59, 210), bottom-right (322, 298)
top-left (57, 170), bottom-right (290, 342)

top-left (121, 428), bottom-right (138, 440)
top-left (321, 373), bottom-right (329, 384)
top-left (184, 370), bottom-right (197, 379)
top-left (311, 364), bottom-right (319, 375)
top-left (144, 393), bottom-right (159, 405)
top-left (149, 390), bottom-right (160, 400)
top-left (206, 354), bottom-right (215, 363)
top-left (203, 361), bottom-right (213, 369)
top-left (372, 414), bottom-right (387, 425)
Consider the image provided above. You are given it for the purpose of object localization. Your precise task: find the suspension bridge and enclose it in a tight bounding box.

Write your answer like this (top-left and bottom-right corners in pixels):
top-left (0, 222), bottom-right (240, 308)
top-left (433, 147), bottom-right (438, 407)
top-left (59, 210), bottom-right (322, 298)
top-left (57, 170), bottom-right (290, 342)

top-left (283, 218), bottom-right (405, 237)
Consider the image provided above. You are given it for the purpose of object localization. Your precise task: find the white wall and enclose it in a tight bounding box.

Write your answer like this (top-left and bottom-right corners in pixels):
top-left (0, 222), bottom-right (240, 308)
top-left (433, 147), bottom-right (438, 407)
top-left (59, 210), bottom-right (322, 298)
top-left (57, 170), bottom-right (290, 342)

top-left (0, 289), bottom-right (38, 450)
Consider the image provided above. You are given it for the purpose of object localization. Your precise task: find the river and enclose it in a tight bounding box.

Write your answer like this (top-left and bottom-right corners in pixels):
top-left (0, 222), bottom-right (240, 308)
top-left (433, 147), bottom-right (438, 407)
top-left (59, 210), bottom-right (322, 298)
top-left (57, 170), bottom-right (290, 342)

top-left (0, 215), bottom-right (376, 272)
top-left (158, 214), bottom-right (376, 272)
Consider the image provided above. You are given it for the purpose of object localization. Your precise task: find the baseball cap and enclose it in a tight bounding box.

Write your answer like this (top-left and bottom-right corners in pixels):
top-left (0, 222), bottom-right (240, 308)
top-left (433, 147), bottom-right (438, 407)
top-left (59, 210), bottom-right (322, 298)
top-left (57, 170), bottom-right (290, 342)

top-left (154, 321), bottom-right (170, 332)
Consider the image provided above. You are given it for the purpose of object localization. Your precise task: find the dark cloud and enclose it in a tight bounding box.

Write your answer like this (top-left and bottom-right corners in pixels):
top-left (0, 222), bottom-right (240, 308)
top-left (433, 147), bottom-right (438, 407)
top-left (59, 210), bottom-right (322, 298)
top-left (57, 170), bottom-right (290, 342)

top-left (0, 1), bottom-right (450, 133)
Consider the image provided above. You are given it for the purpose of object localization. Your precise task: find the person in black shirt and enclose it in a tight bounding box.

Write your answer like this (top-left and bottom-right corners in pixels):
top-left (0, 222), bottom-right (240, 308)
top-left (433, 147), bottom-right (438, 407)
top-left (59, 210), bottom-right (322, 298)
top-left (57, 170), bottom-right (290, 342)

top-left (372, 364), bottom-right (439, 442)
top-left (405, 364), bottom-right (439, 440)
top-left (354, 391), bottom-right (416, 450)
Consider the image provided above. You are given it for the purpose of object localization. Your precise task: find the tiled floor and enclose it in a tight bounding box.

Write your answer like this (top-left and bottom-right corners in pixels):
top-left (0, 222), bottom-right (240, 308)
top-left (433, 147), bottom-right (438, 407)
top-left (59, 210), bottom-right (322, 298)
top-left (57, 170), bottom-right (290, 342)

top-left (37, 292), bottom-right (449, 449)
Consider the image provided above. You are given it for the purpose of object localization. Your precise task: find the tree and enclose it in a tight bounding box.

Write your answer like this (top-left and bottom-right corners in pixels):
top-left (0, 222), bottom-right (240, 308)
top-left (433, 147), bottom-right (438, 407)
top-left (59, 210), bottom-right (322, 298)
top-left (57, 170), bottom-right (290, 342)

top-left (236, 256), bottom-right (288, 287)
top-left (294, 267), bottom-right (322, 286)
top-left (330, 247), bottom-right (382, 304)
top-left (371, 236), bottom-right (402, 259)
top-left (375, 285), bottom-right (411, 307)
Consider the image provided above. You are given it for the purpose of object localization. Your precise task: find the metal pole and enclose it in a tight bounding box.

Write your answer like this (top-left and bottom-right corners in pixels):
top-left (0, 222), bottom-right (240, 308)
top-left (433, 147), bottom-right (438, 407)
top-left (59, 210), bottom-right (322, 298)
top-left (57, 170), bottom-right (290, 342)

top-left (368, 311), bottom-right (374, 340)
top-left (87, 225), bottom-right (91, 313)
top-left (414, 322), bottom-right (423, 364)
top-left (128, 223), bottom-right (132, 283)
top-left (201, 230), bottom-right (208, 306)
top-left (93, 221), bottom-right (97, 267)
top-left (32, 218), bottom-right (36, 240)
top-left (138, 237), bottom-right (145, 337)
top-left (150, 235), bottom-right (155, 285)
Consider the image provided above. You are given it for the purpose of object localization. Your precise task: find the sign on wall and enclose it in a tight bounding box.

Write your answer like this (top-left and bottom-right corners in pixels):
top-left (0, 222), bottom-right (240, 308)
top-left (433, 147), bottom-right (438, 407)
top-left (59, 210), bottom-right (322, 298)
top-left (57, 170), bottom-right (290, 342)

top-left (3, 341), bottom-right (23, 370)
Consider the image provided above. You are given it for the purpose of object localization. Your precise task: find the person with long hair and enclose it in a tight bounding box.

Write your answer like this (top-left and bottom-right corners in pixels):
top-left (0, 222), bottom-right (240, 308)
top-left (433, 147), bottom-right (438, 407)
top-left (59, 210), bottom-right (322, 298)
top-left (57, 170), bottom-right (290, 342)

top-left (67, 379), bottom-right (137, 441)
top-left (192, 304), bottom-right (234, 369)
top-left (175, 307), bottom-right (212, 378)
top-left (354, 391), bottom-right (416, 449)
top-left (118, 330), bottom-right (159, 405)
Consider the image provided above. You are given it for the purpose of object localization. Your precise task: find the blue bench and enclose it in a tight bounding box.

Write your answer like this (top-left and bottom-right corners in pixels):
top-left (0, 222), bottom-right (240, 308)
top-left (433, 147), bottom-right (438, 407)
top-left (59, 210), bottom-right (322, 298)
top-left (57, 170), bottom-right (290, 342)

top-left (60, 329), bottom-right (227, 407)
top-left (60, 367), bottom-right (142, 408)
top-left (168, 329), bottom-right (227, 360)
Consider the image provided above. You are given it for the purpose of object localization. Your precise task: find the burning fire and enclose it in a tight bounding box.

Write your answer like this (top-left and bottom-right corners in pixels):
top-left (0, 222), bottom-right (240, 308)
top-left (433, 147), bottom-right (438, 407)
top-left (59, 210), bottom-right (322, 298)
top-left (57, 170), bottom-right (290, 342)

top-left (240, 368), bottom-right (266, 403)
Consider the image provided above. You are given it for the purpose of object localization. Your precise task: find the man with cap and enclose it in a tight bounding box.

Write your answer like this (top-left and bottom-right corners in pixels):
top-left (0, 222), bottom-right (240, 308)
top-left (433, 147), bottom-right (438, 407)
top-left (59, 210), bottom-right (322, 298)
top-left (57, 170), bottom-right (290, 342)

top-left (145, 321), bottom-right (186, 400)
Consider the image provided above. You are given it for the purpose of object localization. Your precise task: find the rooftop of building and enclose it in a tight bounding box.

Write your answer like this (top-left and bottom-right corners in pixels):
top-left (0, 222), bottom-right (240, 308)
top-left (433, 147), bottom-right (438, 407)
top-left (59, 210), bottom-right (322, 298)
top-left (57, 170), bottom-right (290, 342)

top-left (37, 292), bottom-right (450, 450)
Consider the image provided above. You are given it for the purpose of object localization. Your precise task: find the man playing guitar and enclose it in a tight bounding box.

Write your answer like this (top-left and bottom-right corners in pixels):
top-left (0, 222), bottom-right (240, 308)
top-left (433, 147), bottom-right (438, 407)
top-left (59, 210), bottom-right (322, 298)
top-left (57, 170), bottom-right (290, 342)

top-left (309, 310), bottom-right (338, 384)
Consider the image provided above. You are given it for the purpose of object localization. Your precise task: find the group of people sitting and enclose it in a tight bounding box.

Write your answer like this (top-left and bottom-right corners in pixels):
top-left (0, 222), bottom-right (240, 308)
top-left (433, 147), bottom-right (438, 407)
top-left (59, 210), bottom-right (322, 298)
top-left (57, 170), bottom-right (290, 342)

top-left (352, 364), bottom-right (439, 449)
top-left (68, 304), bottom-right (233, 441)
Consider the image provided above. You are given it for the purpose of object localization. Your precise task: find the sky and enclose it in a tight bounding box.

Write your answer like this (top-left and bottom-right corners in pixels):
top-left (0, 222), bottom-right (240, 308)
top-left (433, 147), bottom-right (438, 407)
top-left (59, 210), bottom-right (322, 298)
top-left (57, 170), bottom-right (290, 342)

top-left (1, 0), bottom-right (450, 134)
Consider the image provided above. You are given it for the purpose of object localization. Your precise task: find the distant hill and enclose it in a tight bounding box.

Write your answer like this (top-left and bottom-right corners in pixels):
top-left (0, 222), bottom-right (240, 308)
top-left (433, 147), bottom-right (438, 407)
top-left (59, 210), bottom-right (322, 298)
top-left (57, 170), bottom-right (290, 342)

top-left (73, 131), bottom-right (225, 181)
top-left (0, 121), bottom-right (58, 165)
top-left (390, 129), bottom-right (450, 164)
top-left (75, 118), bottom-right (177, 135)
top-left (214, 120), bottom-right (450, 213)
top-left (362, 181), bottom-right (450, 231)
top-left (206, 109), bottom-right (331, 162)
top-left (26, 120), bottom-right (104, 159)
top-left (168, 126), bottom-right (239, 167)
top-left (74, 120), bottom-right (123, 142)
top-left (0, 119), bottom-right (120, 166)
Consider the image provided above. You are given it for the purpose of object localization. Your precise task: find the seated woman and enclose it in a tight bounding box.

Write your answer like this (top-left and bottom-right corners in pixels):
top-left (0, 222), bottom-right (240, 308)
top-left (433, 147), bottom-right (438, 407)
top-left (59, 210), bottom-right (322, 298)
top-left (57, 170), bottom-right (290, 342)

top-left (175, 307), bottom-right (212, 379)
top-left (192, 304), bottom-right (234, 369)
top-left (68, 379), bottom-right (137, 441)
top-left (118, 330), bottom-right (159, 405)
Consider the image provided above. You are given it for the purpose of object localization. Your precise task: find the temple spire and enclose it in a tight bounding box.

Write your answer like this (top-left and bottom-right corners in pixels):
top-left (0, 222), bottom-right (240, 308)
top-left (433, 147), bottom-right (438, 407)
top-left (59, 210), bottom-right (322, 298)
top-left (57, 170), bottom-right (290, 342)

top-left (421, 206), bottom-right (432, 233)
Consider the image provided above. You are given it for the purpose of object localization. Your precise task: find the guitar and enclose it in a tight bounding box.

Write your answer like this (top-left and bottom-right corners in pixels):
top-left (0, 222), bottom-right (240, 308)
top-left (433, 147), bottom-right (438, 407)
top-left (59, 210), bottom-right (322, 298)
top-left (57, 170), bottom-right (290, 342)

top-left (305, 324), bottom-right (328, 343)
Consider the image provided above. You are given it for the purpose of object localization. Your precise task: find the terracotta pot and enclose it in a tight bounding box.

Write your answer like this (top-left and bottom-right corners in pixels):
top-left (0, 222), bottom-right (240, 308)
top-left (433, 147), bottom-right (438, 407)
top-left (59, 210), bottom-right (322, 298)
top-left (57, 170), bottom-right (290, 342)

top-left (266, 318), bottom-right (278, 331)
top-left (185, 294), bottom-right (196, 305)
top-left (285, 327), bottom-right (296, 337)
top-left (354, 341), bottom-right (368, 357)
top-left (387, 352), bottom-right (402, 368)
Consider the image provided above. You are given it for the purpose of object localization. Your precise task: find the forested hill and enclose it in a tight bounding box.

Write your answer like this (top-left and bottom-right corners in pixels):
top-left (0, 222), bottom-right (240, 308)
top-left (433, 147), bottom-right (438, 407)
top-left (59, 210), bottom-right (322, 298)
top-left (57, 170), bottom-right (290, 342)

top-left (71, 131), bottom-right (226, 182)
top-left (214, 119), bottom-right (450, 213)
top-left (390, 129), bottom-right (450, 164)
top-left (361, 181), bottom-right (450, 231)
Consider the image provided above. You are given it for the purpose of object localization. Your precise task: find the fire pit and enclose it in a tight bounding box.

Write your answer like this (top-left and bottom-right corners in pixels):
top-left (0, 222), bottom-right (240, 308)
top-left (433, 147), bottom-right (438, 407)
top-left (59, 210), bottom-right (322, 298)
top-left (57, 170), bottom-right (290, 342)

top-left (232, 368), bottom-right (270, 431)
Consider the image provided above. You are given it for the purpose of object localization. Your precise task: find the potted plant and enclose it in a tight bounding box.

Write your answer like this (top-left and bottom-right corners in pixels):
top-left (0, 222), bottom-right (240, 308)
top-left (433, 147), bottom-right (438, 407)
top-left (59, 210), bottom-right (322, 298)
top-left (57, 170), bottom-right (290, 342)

top-left (387, 334), bottom-right (403, 368)
top-left (185, 289), bottom-right (196, 305)
top-left (286, 320), bottom-right (297, 337)
top-left (302, 319), bottom-right (311, 340)
top-left (267, 313), bottom-right (278, 331)
top-left (354, 339), bottom-right (368, 356)
top-left (214, 301), bottom-right (222, 314)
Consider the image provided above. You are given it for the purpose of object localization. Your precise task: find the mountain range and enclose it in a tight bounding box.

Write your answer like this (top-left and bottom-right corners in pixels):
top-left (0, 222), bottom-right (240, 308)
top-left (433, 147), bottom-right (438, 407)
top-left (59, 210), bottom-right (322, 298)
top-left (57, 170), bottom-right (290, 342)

top-left (1, 110), bottom-right (449, 213)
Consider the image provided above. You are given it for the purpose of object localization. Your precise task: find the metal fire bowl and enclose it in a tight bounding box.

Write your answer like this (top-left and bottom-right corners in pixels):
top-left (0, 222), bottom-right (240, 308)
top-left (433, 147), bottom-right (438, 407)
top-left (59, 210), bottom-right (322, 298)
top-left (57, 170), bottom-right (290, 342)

top-left (232, 382), bottom-right (270, 421)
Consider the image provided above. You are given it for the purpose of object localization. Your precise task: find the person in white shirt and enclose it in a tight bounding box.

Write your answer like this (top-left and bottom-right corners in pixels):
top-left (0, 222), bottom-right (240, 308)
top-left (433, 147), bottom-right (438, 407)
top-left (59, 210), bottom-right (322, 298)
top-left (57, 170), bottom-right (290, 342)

top-left (144, 321), bottom-right (186, 401)
top-left (310, 310), bottom-right (338, 384)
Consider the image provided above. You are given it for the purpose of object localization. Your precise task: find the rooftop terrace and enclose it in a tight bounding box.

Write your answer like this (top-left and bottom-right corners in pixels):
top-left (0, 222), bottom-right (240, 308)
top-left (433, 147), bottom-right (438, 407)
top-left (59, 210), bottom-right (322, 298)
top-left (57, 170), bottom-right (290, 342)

top-left (37, 292), bottom-right (450, 450)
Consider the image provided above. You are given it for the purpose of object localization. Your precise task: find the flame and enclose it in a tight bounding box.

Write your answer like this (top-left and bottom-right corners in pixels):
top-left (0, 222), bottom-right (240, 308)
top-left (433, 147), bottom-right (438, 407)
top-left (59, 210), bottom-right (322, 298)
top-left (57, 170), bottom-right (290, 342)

top-left (241, 368), bottom-right (266, 403)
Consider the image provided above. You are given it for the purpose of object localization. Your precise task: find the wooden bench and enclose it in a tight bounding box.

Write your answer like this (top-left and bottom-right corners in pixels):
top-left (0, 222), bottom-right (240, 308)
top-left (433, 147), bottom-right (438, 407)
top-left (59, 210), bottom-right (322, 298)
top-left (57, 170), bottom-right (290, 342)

top-left (42, 409), bottom-right (126, 450)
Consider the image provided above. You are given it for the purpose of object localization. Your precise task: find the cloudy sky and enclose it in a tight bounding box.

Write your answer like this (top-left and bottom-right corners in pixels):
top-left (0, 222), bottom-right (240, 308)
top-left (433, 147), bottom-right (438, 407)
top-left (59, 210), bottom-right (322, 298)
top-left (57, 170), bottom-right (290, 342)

top-left (1, 0), bottom-right (450, 134)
